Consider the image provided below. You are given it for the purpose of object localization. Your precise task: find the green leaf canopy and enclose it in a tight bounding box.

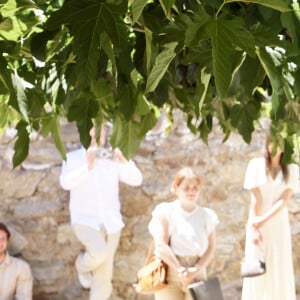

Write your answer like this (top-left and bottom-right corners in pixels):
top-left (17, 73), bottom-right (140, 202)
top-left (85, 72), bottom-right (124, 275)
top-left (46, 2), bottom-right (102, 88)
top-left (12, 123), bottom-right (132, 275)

top-left (1, 0), bottom-right (300, 166)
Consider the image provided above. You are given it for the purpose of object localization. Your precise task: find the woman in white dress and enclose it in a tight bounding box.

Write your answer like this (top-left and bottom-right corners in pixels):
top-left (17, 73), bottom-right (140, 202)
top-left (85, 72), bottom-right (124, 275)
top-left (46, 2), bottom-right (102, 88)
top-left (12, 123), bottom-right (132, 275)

top-left (242, 138), bottom-right (299, 300)
top-left (148, 167), bottom-right (219, 300)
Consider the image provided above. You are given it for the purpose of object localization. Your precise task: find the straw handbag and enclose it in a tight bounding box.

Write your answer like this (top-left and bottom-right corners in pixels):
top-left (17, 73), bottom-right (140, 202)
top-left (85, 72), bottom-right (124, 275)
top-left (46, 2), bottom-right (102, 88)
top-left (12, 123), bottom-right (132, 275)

top-left (133, 241), bottom-right (168, 294)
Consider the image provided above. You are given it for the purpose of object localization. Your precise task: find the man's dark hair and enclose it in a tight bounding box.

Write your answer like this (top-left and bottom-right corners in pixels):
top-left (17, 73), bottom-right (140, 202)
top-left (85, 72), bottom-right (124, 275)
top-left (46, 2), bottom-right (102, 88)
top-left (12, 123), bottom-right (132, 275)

top-left (0, 223), bottom-right (11, 240)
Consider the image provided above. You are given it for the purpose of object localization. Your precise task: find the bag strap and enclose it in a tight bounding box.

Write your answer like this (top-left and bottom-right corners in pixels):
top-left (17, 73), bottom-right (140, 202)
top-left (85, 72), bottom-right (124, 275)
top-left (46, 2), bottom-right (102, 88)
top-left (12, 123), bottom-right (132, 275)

top-left (144, 241), bottom-right (155, 264)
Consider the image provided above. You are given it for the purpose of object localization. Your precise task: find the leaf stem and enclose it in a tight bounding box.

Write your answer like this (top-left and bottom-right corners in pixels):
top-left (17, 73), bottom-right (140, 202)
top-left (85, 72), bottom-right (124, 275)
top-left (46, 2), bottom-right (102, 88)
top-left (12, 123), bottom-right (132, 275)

top-left (216, 2), bottom-right (226, 19)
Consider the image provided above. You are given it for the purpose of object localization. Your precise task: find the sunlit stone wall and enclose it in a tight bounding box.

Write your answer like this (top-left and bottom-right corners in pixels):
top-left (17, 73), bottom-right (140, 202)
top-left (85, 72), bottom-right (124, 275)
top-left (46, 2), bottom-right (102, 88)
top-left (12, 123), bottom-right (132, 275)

top-left (1, 114), bottom-right (299, 299)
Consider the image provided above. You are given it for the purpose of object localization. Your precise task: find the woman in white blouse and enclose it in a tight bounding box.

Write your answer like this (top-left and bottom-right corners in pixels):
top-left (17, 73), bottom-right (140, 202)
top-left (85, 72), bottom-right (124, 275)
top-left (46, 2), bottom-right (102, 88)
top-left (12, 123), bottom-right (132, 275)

top-left (242, 138), bottom-right (299, 300)
top-left (148, 167), bottom-right (219, 300)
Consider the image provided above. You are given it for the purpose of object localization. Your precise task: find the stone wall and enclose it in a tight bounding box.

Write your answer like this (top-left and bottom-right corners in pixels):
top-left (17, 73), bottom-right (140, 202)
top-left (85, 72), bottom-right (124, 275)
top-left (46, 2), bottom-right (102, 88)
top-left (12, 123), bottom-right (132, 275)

top-left (1, 115), bottom-right (300, 300)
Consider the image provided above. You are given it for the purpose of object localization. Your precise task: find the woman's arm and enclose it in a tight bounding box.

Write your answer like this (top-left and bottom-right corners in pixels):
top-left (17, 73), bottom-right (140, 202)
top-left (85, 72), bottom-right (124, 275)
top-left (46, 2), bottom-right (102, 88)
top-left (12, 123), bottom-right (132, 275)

top-left (252, 187), bottom-right (294, 228)
top-left (249, 188), bottom-right (263, 218)
top-left (152, 214), bottom-right (183, 272)
top-left (245, 188), bottom-right (263, 244)
top-left (180, 231), bottom-right (216, 287)
top-left (195, 230), bottom-right (216, 271)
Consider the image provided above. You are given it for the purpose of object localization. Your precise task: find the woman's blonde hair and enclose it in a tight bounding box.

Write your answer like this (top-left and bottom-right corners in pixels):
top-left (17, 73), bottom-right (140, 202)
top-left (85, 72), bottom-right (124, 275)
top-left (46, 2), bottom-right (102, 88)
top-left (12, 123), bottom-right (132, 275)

top-left (171, 167), bottom-right (202, 192)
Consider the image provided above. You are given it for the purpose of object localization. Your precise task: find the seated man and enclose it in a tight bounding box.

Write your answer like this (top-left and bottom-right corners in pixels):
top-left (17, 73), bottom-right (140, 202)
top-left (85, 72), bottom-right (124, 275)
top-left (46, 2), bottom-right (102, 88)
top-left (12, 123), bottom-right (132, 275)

top-left (0, 223), bottom-right (33, 300)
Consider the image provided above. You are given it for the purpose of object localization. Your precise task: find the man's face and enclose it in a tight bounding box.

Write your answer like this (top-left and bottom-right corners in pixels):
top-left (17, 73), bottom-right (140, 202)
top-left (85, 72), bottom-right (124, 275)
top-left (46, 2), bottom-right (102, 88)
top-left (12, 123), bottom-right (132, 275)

top-left (0, 230), bottom-right (8, 255)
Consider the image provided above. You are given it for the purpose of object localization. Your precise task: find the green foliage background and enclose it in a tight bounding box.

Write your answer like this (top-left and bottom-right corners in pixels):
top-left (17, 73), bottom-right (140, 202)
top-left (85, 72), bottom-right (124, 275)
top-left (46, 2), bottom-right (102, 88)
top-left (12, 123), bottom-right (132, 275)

top-left (1, 0), bottom-right (300, 166)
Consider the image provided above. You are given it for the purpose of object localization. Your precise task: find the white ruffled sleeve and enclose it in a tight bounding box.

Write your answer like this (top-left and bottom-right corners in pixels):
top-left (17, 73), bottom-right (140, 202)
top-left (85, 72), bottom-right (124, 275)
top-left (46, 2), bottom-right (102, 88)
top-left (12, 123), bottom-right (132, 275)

top-left (243, 157), bottom-right (267, 190)
top-left (287, 164), bottom-right (300, 192)
top-left (148, 202), bottom-right (170, 237)
top-left (205, 208), bottom-right (219, 235)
